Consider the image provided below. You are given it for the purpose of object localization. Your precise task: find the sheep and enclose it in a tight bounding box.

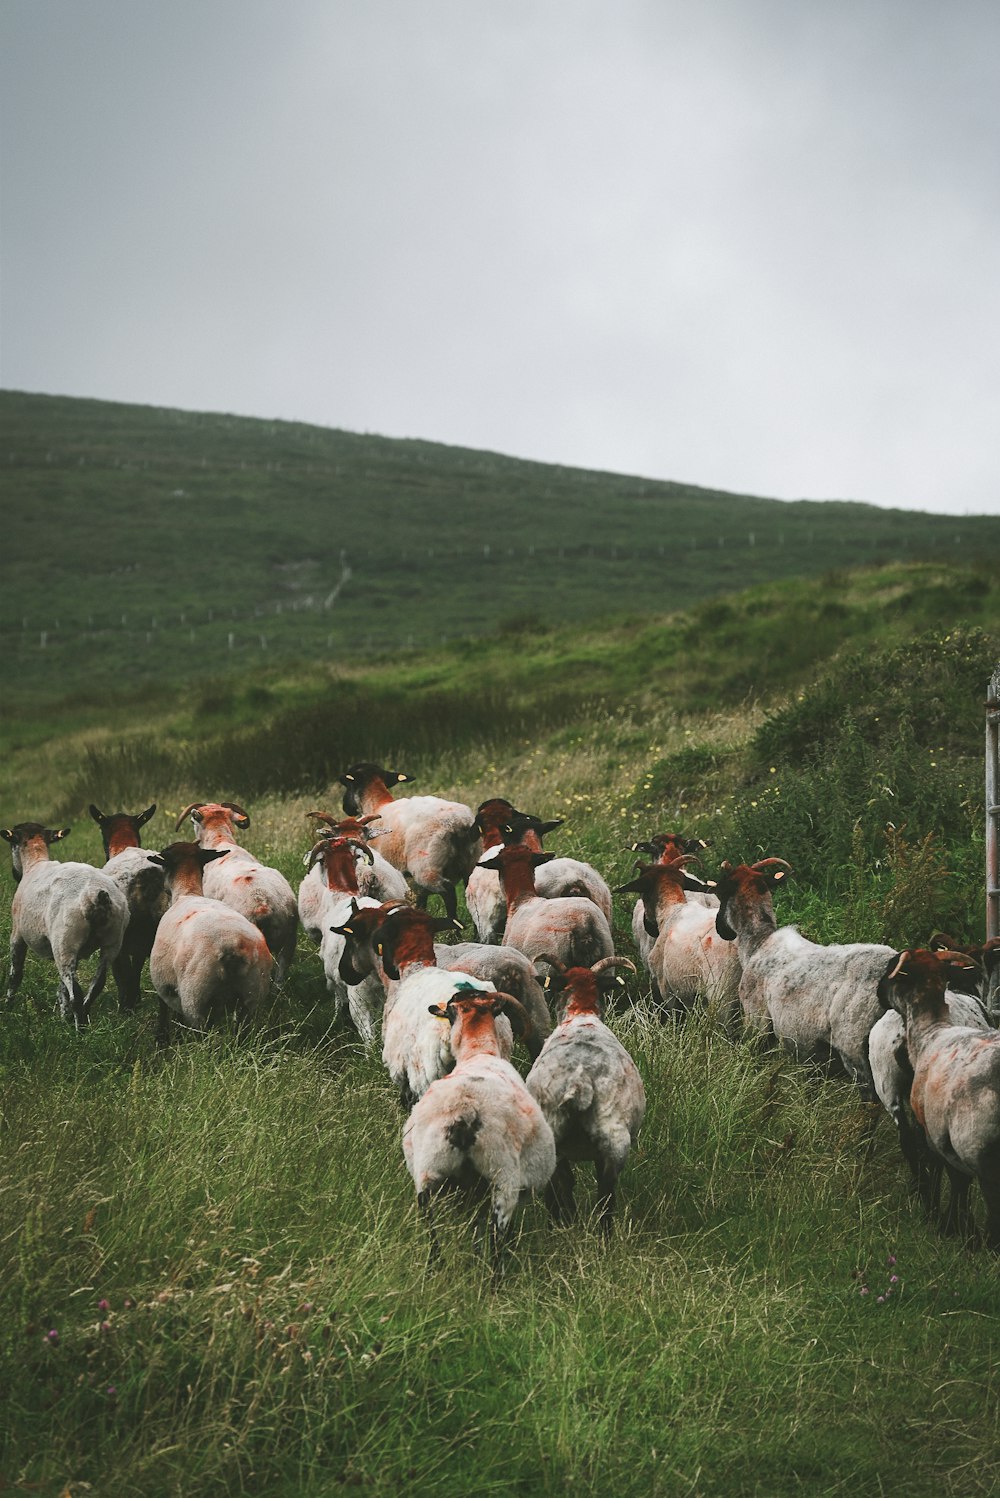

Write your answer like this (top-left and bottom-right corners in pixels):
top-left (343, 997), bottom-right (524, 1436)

top-left (444, 941), bottom-right (552, 1058)
top-left (506, 812), bottom-right (613, 922)
top-left (89, 802), bottom-right (168, 1012)
top-left (174, 801), bottom-right (298, 984)
top-left (148, 841), bottom-right (272, 1042)
top-left (628, 832), bottom-right (717, 969)
top-left (301, 834), bottom-right (387, 1044)
top-left (525, 956), bottom-right (645, 1233)
top-left (465, 797), bottom-right (526, 944)
top-left (369, 905), bottom-right (516, 1107)
top-left (298, 811), bottom-right (407, 942)
top-left (2, 822), bottom-right (129, 1026)
top-left (403, 984), bottom-right (556, 1270)
top-left (714, 859), bottom-right (891, 1095)
top-left (868, 983), bottom-right (992, 1192)
top-left (876, 946), bottom-right (1000, 1248)
top-left (329, 897), bottom-right (551, 1057)
top-left (479, 843), bottom-right (614, 974)
top-left (615, 857), bottom-right (738, 1022)
top-left (338, 762), bottom-right (482, 922)
top-left (467, 804), bottom-right (613, 945)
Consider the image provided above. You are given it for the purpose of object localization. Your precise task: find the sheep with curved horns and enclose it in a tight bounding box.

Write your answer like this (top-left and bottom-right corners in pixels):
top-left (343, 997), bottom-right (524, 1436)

top-left (89, 802), bottom-right (168, 1012)
top-left (2, 822), bottom-right (129, 1026)
top-left (301, 834), bottom-right (386, 1044)
top-left (868, 982), bottom-right (992, 1195)
top-left (526, 955), bottom-right (645, 1233)
top-left (338, 762), bottom-right (481, 923)
top-left (478, 843), bottom-right (614, 975)
top-left (628, 832), bottom-right (717, 970)
top-left (876, 947), bottom-right (1000, 1248)
top-left (714, 858), bottom-right (890, 1094)
top-left (403, 983), bottom-right (556, 1272)
top-left (298, 811), bottom-right (407, 943)
top-left (174, 801), bottom-right (298, 984)
top-left (148, 842), bottom-right (272, 1042)
top-left (330, 902), bottom-right (515, 1107)
top-left (330, 898), bottom-right (551, 1057)
top-left (467, 802), bottom-right (613, 946)
top-left (615, 857), bottom-right (738, 1022)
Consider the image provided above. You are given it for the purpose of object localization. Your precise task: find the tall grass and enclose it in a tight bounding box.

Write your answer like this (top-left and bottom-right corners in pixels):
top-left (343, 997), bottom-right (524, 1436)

top-left (4, 572), bottom-right (1000, 1495)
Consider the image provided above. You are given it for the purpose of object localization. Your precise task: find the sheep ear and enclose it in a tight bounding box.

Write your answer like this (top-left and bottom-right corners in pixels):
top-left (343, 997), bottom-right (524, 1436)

top-left (138, 804), bottom-right (157, 825)
top-left (428, 1003), bottom-right (450, 1019)
top-left (89, 804), bottom-right (104, 824)
top-left (51, 828), bottom-right (71, 842)
top-left (771, 870), bottom-right (787, 883)
top-left (0, 829), bottom-right (13, 843)
top-left (478, 846), bottom-right (503, 866)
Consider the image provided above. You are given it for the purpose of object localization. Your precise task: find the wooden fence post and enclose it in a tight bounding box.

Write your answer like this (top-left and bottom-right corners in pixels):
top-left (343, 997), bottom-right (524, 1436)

top-left (986, 663), bottom-right (1000, 940)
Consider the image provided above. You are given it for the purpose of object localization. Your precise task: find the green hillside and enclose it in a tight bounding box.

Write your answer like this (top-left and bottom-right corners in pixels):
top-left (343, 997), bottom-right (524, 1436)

top-left (4, 562), bottom-right (1000, 1495)
top-left (4, 390), bottom-right (1000, 707)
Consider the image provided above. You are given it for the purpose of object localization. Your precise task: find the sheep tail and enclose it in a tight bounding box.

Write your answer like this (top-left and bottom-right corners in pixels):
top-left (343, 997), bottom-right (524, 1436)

top-left (445, 1112), bottom-right (482, 1154)
top-left (86, 887), bottom-right (115, 936)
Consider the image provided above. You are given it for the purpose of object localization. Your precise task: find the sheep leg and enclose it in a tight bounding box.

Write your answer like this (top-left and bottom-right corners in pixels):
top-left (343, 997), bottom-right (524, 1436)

top-left (112, 952), bottom-right (139, 1013)
top-left (83, 955), bottom-right (111, 1016)
top-left (893, 1105), bottom-right (926, 1187)
top-left (155, 997), bottom-right (172, 1048)
top-left (595, 1158), bottom-right (621, 1238)
top-left (417, 1188), bottom-right (442, 1267)
top-left (544, 1159), bottom-right (576, 1225)
top-left (918, 1152), bottom-right (943, 1223)
top-left (980, 1176), bottom-right (1000, 1253)
top-left (6, 936), bottom-right (27, 1002)
top-left (58, 967), bottom-right (87, 1027)
top-left (942, 1165), bottom-right (975, 1244)
top-left (489, 1179), bottom-right (520, 1283)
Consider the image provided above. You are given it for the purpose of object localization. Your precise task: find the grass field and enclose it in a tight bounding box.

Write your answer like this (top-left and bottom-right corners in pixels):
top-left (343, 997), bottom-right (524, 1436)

top-left (3, 559), bottom-right (1000, 1495)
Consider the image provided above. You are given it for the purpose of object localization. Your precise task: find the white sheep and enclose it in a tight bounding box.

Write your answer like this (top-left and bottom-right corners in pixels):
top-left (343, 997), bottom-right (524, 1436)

top-left (2, 821), bottom-right (129, 1026)
top-left (714, 859), bottom-right (890, 1096)
top-left (525, 956), bottom-right (645, 1233)
top-left (298, 811), bottom-right (407, 943)
top-left (175, 801), bottom-right (298, 984)
top-left (628, 832), bottom-right (716, 969)
top-left (466, 801), bottom-right (612, 944)
top-left (479, 844), bottom-right (614, 974)
top-left (403, 984), bottom-right (556, 1269)
top-left (878, 946), bottom-right (1000, 1248)
top-left (338, 762), bottom-right (482, 922)
top-left (328, 899), bottom-right (551, 1058)
top-left (616, 857), bottom-right (738, 1022)
top-left (868, 982), bottom-right (992, 1192)
top-left (148, 841), bottom-right (272, 1041)
top-left (370, 905), bottom-right (515, 1107)
top-left (89, 802), bottom-right (168, 1012)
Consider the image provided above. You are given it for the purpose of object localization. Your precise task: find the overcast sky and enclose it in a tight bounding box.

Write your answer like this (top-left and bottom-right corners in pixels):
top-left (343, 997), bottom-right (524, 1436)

top-left (2, 1), bottom-right (998, 513)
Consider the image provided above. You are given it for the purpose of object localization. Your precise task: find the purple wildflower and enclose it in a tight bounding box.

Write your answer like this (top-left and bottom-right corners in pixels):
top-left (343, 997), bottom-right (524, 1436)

top-left (97, 1298), bottom-right (111, 1314)
top-left (46, 1329), bottom-right (59, 1345)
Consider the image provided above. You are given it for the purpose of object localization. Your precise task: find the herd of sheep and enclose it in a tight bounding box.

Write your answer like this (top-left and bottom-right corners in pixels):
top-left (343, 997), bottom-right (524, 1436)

top-left (4, 759), bottom-right (1000, 1264)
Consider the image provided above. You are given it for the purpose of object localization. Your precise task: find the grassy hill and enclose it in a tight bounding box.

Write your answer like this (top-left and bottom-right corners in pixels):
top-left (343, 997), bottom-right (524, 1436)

top-left (3, 563), bottom-right (1000, 1494)
top-left (4, 389), bottom-right (1000, 708)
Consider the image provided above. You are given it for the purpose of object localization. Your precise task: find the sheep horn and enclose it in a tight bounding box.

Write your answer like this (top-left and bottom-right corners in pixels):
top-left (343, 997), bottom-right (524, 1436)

top-left (591, 956), bottom-right (637, 975)
top-left (494, 992), bottom-right (533, 1043)
top-left (174, 803), bottom-right (203, 830)
top-left (305, 810), bottom-right (338, 825)
top-left (751, 858), bottom-right (792, 872)
top-left (533, 953), bottom-right (566, 975)
top-left (220, 801), bottom-right (251, 828)
top-left (347, 837), bottom-right (375, 865)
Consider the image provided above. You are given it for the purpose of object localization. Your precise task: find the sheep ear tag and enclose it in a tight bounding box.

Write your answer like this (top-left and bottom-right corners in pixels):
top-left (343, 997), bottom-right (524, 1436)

top-left (772, 871), bottom-right (786, 881)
